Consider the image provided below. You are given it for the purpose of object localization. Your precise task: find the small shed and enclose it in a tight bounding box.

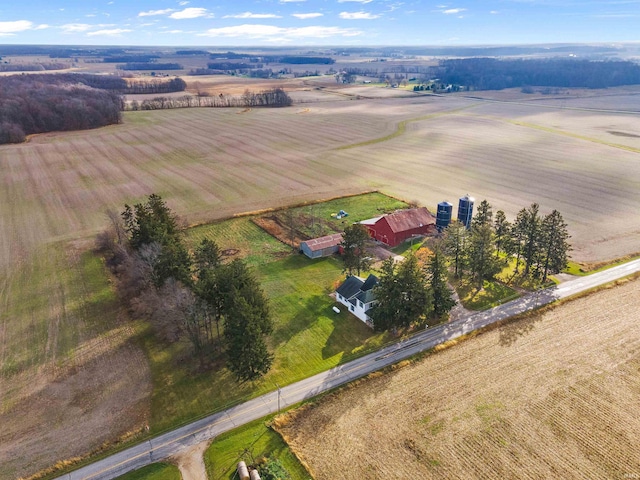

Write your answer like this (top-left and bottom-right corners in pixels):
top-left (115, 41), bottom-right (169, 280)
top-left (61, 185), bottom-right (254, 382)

top-left (300, 233), bottom-right (343, 259)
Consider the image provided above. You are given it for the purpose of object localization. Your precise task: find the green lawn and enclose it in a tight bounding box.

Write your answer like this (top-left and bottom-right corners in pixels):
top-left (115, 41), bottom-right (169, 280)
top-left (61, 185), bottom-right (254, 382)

top-left (205, 416), bottom-right (311, 480)
top-left (186, 216), bottom-right (291, 268)
top-left (116, 463), bottom-right (181, 480)
top-left (454, 277), bottom-right (519, 311)
top-left (143, 198), bottom-right (390, 434)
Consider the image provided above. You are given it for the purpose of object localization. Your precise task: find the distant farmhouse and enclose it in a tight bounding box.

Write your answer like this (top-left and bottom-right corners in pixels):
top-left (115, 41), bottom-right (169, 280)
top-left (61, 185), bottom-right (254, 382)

top-left (335, 274), bottom-right (379, 325)
top-left (300, 233), bottom-right (343, 259)
top-left (359, 207), bottom-right (436, 247)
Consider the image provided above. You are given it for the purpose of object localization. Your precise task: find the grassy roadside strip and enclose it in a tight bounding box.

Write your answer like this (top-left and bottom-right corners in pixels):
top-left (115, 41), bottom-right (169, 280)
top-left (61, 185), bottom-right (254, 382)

top-left (564, 253), bottom-right (640, 276)
top-left (204, 414), bottom-right (312, 480)
top-left (335, 104), bottom-right (478, 151)
top-left (115, 463), bottom-right (181, 480)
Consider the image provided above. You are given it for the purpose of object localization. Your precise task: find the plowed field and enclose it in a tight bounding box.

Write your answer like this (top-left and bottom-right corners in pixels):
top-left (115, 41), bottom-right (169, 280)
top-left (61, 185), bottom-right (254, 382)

top-left (2, 88), bottom-right (640, 477)
top-left (276, 278), bottom-right (640, 480)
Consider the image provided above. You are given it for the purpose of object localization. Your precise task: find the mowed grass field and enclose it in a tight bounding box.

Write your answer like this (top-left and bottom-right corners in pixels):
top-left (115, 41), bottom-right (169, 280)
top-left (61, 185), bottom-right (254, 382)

top-left (2, 90), bottom-right (640, 477)
top-left (275, 278), bottom-right (640, 480)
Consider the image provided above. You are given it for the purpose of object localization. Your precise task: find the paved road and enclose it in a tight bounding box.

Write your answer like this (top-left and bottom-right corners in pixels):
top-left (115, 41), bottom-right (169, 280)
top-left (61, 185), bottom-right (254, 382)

top-left (58, 259), bottom-right (640, 480)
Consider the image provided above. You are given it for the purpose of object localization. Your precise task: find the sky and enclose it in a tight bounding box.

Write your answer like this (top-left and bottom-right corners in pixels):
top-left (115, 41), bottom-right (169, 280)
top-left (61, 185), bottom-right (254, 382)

top-left (0, 1), bottom-right (639, 46)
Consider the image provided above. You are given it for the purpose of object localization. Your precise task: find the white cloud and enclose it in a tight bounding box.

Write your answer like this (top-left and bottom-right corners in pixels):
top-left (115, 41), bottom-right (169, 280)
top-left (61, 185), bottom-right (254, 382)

top-left (200, 24), bottom-right (361, 39)
top-left (280, 0), bottom-right (306, 3)
top-left (139, 9), bottom-right (175, 17)
top-left (224, 12), bottom-right (282, 19)
top-left (490, 10), bottom-right (499, 14)
top-left (61, 23), bottom-right (94, 33)
top-left (339, 11), bottom-right (381, 19)
top-left (34, 24), bottom-right (50, 30)
top-left (87, 28), bottom-right (132, 36)
top-left (292, 12), bottom-right (324, 19)
top-left (442, 8), bottom-right (466, 14)
top-left (338, 0), bottom-right (373, 3)
top-left (0, 20), bottom-right (33, 35)
top-left (179, 1), bottom-right (190, 4)
top-left (170, 7), bottom-right (209, 19)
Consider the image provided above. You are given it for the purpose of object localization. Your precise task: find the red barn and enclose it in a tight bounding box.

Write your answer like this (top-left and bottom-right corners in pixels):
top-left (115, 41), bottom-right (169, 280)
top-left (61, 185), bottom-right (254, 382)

top-left (359, 207), bottom-right (436, 247)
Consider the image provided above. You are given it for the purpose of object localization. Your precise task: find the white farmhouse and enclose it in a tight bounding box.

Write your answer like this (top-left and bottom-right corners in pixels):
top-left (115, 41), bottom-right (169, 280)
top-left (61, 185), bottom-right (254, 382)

top-left (335, 274), bottom-right (378, 326)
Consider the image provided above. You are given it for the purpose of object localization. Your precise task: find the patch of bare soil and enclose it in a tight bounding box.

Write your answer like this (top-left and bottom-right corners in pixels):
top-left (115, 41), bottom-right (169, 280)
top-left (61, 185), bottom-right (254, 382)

top-left (0, 339), bottom-right (151, 480)
top-left (171, 441), bottom-right (209, 480)
top-left (252, 215), bottom-right (309, 248)
top-left (275, 278), bottom-right (640, 480)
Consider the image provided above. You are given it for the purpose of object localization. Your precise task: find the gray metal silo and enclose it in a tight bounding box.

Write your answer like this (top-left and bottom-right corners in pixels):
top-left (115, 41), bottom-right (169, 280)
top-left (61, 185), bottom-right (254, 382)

top-left (436, 201), bottom-right (453, 232)
top-left (457, 194), bottom-right (475, 229)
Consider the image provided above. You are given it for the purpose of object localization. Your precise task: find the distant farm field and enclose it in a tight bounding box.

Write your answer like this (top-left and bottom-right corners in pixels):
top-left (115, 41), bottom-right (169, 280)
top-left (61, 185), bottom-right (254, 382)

top-left (2, 89), bottom-right (640, 477)
top-left (276, 278), bottom-right (640, 480)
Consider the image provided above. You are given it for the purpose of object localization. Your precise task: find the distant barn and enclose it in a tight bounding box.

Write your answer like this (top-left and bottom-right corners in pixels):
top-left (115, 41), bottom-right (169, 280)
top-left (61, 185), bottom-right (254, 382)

top-left (359, 207), bottom-right (436, 247)
top-left (300, 233), bottom-right (343, 259)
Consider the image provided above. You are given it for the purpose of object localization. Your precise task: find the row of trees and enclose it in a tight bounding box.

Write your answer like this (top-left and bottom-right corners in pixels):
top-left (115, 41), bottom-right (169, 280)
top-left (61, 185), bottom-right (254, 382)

top-left (125, 88), bottom-right (293, 111)
top-left (443, 201), bottom-right (571, 285)
top-left (435, 58), bottom-right (640, 90)
top-left (370, 249), bottom-right (456, 332)
top-left (99, 194), bottom-right (274, 382)
top-left (117, 62), bottom-right (183, 71)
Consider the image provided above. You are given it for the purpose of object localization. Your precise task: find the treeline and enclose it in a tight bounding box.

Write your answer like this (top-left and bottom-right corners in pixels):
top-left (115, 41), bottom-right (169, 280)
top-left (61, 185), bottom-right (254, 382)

top-left (117, 63), bottom-right (183, 71)
top-left (176, 50), bottom-right (209, 55)
top-left (189, 68), bottom-right (225, 76)
top-left (125, 88), bottom-right (292, 110)
top-left (435, 58), bottom-right (640, 90)
top-left (208, 52), bottom-right (335, 64)
top-left (263, 56), bottom-right (335, 64)
top-left (443, 201), bottom-right (571, 285)
top-left (208, 62), bottom-right (264, 70)
top-left (124, 77), bottom-right (187, 94)
top-left (97, 195), bottom-right (274, 381)
top-left (103, 55), bottom-right (160, 63)
top-left (0, 74), bottom-right (122, 144)
top-left (0, 62), bottom-right (69, 72)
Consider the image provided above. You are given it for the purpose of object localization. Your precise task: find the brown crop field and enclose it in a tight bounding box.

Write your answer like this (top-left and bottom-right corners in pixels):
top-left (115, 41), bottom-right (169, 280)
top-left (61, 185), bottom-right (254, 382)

top-left (1, 87), bottom-right (640, 477)
top-left (275, 278), bottom-right (640, 480)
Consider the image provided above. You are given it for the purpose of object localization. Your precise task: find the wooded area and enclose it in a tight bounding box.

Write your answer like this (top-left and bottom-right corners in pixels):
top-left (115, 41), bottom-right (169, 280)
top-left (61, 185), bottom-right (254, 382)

top-left (0, 73), bottom-right (187, 144)
top-left (435, 58), bottom-right (640, 90)
top-left (98, 195), bottom-right (274, 382)
top-left (0, 74), bottom-right (123, 144)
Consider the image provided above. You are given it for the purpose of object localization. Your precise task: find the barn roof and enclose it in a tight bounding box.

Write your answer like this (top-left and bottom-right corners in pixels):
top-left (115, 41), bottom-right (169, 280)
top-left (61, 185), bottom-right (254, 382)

top-left (301, 233), bottom-right (343, 252)
top-left (382, 207), bottom-right (435, 233)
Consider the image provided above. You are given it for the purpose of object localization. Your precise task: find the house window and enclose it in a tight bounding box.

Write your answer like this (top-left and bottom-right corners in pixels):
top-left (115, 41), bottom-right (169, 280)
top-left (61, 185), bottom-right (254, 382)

top-left (358, 300), bottom-right (363, 308)
top-left (337, 294), bottom-right (342, 301)
top-left (350, 305), bottom-right (354, 312)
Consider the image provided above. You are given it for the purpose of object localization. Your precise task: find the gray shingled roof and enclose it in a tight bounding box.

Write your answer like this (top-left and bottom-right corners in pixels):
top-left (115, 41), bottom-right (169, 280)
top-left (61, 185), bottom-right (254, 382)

top-left (336, 276), bottom-right (364, 299)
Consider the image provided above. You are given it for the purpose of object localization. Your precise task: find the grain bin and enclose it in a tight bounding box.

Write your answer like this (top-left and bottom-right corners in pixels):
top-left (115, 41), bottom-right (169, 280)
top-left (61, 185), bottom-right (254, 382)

top-left (457, 194), bottom-right (475, 229)
top-left (250, 469), bottom-right (262, 480)
top-left (237, 461), bottom-right (250, 480)
top-left (436, 201), bottom-right (453, 232)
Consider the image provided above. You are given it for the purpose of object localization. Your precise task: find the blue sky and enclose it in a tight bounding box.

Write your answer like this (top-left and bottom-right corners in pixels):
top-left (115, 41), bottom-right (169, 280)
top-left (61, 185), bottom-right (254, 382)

top-left (0, 1), bottom-right (639, 46)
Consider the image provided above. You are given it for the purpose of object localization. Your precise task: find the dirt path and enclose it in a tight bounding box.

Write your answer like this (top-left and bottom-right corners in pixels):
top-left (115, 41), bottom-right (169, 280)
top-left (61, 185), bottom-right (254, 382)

top-left (171, 441), bottom-right (210, 480)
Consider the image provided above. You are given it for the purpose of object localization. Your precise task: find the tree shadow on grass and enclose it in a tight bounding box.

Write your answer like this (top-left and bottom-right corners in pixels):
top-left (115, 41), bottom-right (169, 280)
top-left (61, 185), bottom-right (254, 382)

top-left (322, 310), bottom-right (373, 361)
top-left (269, 294), bottom-right (330, 348)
